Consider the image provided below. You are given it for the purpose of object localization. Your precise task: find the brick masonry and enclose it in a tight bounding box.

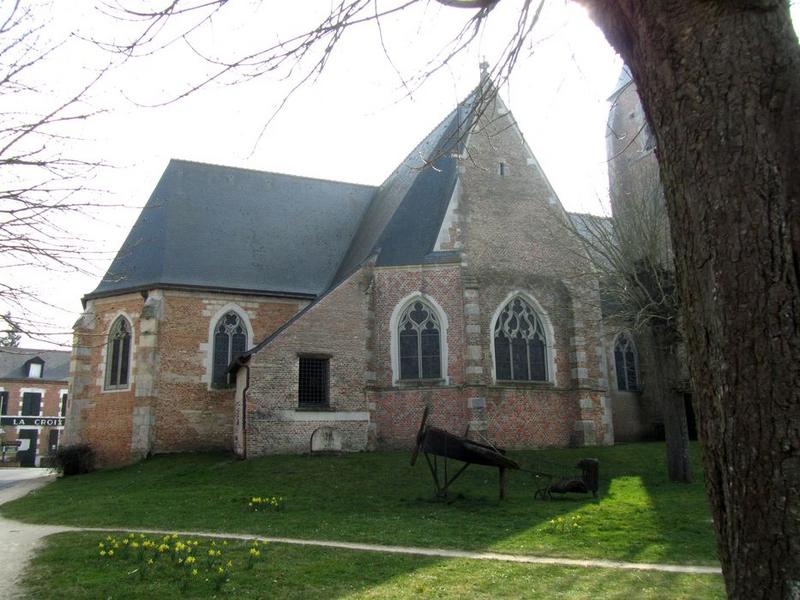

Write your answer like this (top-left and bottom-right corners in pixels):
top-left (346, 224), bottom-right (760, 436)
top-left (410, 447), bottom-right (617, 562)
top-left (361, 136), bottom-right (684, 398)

top-left (63, 289), bottom-right (306, 466)
top-left (0, 379), bottom-right (67, 466)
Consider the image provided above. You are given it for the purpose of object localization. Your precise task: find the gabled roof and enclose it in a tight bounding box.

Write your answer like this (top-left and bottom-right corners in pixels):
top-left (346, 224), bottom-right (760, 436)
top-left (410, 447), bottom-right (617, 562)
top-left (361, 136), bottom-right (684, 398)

top-left (0, 348), bottom-right (70, 381)
top-left (86, 88), bottom-right (479, 303)
top-left (86, 163), bottom-right (377, 301)
top-left (333, 91), bottom-right (476, 279)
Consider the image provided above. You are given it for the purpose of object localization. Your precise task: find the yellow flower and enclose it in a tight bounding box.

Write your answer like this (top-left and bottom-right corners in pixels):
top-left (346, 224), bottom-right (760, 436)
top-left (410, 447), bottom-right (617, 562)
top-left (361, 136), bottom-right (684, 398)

top-left (192, 569), bottom-right (198, 576)
top-left (108, 550), bottom-right (114, 557)
top-left (217, 567), bottom-right (225, 574)
top-left (227, 561), bottom-right (233, 568)
top-left (99, 550), bottom-right (106, 557)
top-left (128, 533), bottom-right (135, 539)
top-left (178, 558), bottom-right (184, 565)
top-left (147, 559), bottom-right (154, 565)
top-left (131, 542), bottom-right (139, 549)
top-left (185, 556), bottom-right (196, 565)
top-left (208, 549), bottom-right (216, 557)
top-left (98, 543), bottom-right (104, 549)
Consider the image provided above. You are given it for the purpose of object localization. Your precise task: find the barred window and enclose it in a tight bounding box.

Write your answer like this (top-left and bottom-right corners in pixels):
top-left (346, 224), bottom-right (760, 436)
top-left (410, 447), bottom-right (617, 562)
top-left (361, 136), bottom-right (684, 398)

top-left (398, 300), bottom-right (442, 380)
top-left (298, 357), bottom-right (329, 408)
top-left (212, 311), bottom-right (247, 388)
top-left (493, 296), bottom-right (547, 382)
top-left (105, 316), bottom-right (132, 390)
top-left (614, 334), bottom-right (639, 391)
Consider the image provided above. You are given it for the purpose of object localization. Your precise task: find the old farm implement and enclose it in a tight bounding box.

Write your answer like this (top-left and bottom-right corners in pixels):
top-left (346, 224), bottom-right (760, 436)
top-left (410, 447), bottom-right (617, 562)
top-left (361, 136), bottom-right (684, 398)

top-left (410, 407), bottom-right (519, 499)
top-left (410, 408), bottom-right (600, 501)
top-left (531, 458), bottom-right (600, 500)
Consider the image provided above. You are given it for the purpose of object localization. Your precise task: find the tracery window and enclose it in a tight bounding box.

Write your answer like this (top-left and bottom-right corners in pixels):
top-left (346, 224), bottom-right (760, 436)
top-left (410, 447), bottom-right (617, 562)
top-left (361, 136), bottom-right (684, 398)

top-left (212, 311), bottom-right (247, 388)
top-left (398, 300), bottom-right (442, 380)
top-left (614, 334), bottom-right (639, 391)
top-left (105, 316), bottom-right (132, 390)
top-left (493, 296), bottom-right (547, 382)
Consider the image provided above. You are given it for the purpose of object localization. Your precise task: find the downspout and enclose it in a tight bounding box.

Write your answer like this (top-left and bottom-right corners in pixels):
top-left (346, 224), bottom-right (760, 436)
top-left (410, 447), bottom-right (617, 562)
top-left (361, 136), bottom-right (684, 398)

top-left (241, 363), bottom-right (250, 460)
top-left (233, 355), bottom-right (252, 460)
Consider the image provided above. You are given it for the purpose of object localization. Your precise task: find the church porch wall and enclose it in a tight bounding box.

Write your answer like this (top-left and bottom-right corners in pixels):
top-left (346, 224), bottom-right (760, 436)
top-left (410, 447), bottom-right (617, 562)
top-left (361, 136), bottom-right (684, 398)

top-left (244, 267), bottom-right (372, 457)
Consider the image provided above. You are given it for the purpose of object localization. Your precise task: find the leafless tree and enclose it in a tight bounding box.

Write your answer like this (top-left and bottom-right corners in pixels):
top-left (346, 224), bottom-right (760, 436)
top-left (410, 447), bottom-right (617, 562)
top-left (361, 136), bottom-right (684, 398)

top-left (568, 159), bottom-right (691, 484)
top-left (0, 0), bottom-right (110, 345)
top-left (96, 0), bottom-right (800, 596)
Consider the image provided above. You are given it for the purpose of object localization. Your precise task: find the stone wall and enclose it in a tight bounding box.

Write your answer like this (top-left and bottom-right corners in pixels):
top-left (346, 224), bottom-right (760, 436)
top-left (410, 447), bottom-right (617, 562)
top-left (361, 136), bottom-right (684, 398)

top-left (243, 266), bottom-right (373, 456)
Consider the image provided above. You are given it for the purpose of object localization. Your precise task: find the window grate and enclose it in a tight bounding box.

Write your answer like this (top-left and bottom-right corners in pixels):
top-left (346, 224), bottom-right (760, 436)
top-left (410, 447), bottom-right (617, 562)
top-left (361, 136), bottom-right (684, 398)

top-left (298, 357), bottom-right (329, 407)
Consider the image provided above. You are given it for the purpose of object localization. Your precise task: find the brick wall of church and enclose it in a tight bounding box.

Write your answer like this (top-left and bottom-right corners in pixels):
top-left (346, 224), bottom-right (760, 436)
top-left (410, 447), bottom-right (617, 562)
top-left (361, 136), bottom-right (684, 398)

top-left (64, 289), bottom-right (306, 466)
top-left (64, 292), bottom-right (143, 467)
top-left (242, 266), bottom-right (373, 456)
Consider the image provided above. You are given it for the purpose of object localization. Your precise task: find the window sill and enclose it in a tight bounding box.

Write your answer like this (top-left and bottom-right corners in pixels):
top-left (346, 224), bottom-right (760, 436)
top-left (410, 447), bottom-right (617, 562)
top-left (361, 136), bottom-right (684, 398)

top-left (297, 405), bottom-right (332, 411)
top-left (493, 380), bottom-right (554, 390)
top-left (101, 386), bottom-right (131, 393)
top-left (394, 379), bottom-right (446, 388)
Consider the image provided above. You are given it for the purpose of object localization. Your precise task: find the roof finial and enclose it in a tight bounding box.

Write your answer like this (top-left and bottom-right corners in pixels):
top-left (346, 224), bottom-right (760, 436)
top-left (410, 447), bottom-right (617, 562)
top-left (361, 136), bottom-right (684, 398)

top-left (479, 59), bottom-right (490, 82)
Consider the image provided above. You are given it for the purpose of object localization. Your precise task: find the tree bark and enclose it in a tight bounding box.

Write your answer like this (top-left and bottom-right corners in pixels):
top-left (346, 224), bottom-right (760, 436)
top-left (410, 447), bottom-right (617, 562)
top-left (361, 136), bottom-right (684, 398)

top-left (579, 1), bottom-right (800, 598)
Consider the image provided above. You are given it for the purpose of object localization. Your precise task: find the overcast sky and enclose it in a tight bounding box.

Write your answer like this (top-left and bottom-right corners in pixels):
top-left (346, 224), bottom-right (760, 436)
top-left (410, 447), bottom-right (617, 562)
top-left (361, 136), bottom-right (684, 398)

top-left (8, 1), bottom-right (797, 348)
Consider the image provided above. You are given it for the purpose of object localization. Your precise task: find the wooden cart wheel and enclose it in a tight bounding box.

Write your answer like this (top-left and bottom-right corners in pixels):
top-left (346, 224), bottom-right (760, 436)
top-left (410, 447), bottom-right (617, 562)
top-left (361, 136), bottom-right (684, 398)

top-left (410, 405), bottom-right (430, 466)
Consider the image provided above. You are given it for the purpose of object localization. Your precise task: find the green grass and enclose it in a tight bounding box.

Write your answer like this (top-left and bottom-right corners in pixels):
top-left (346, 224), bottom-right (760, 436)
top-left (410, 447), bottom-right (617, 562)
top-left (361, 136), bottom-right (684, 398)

top-left (2, 442), bottom-right (718, 565)
top-left (23, 531), bottom-right (724, 599)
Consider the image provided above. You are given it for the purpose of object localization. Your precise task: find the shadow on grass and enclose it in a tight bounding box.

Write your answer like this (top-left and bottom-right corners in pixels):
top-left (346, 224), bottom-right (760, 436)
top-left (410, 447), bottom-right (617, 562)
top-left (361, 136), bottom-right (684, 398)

top-left (2, 444), bottom-right (717, 580)
top-left (26, 531), bottom-right (725, 599)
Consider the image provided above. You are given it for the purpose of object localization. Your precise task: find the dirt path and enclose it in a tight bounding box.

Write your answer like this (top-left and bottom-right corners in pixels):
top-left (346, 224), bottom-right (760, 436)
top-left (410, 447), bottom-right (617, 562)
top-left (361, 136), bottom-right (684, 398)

top-left (0, 469), bottom-right (76, 599)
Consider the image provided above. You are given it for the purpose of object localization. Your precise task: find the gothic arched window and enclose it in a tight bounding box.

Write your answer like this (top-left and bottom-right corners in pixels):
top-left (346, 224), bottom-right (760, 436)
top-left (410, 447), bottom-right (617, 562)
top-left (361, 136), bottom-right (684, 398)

top-left (213, 311), bottom-right (247, 387)
top-left (398, 300), bottom-right (442, 380)
top-left (105, 316), bottom-right (132, 390)
top-left (614, 333), bottom-right (639, 391)
top-left (493, 296), bottom-right (547, 382)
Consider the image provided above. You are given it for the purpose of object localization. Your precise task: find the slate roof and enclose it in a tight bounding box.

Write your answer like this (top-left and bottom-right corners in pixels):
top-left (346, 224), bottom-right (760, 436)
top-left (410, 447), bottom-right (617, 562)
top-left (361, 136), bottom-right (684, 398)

top-left (86, 163), bottom-right (378, 301)
top-left (87, 89), bottom-right (478, 303)
top-left (0, 348), bottom-right (70, 381)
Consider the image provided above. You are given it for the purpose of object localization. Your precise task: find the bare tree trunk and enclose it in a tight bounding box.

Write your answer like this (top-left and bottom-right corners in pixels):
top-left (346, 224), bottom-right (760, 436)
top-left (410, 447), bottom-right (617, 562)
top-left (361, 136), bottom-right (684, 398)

top-left (640, 325), bottom-right (691, 483)
top-left (580, 1), bottom-right (800, 597)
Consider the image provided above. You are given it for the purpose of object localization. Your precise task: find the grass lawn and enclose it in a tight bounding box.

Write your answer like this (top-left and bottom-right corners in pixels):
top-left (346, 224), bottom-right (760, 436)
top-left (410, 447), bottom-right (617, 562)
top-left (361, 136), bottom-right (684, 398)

top-left (3, 442), bottom-right (717, 566)
top-left (24, 531), bottom-right (725, 599)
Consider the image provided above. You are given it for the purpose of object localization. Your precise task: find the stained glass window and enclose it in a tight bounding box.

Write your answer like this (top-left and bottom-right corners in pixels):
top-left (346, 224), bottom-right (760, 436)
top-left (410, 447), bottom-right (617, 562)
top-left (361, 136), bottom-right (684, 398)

top-left (105, 316), bottom-right (132, 389)
top-left (614, 334), bottom-right (639, 391)
top-left (493, 297), bottom-right (547, 381)
top-left (398, 300), bottom-right (442, 380)
top-left (212, 311), bottom-right (247, 387)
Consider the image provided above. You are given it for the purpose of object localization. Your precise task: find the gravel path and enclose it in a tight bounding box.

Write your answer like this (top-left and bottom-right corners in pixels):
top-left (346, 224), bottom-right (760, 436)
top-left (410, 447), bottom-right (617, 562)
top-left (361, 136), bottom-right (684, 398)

top-left (0, 469), bottom-right (76, 599)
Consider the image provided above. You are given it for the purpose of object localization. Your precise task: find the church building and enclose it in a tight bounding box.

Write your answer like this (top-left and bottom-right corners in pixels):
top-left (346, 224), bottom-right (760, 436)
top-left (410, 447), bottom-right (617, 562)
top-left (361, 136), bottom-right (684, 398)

top-left (63, 79), bottom-right (625, 467)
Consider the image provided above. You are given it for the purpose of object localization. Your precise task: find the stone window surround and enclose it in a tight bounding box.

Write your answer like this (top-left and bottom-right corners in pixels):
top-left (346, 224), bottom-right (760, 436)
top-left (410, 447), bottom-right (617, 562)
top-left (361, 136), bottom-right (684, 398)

top-left (489, 290), bottom-right (557, 386)
top-left (103, 314), bottom-right (133, 392)
top-left (389, 292), bottom-right (450, 386)
top-left (613, 331), bottom-right (640, 392)
top-left (204, 303), bottom-right (255, 391)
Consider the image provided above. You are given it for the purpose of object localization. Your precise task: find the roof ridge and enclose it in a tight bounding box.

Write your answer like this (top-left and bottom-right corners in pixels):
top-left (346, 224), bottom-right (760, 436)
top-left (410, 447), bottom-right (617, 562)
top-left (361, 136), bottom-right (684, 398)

top-left (168, 158), bottom-right (378, 190)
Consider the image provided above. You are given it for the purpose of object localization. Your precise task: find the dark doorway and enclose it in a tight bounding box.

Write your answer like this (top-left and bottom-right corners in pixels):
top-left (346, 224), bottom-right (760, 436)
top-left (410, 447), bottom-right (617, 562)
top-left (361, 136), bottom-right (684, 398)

top-left (17, 429), bottom-right (38, 467)
top-left (684, 393), bottom-right (698, 441)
